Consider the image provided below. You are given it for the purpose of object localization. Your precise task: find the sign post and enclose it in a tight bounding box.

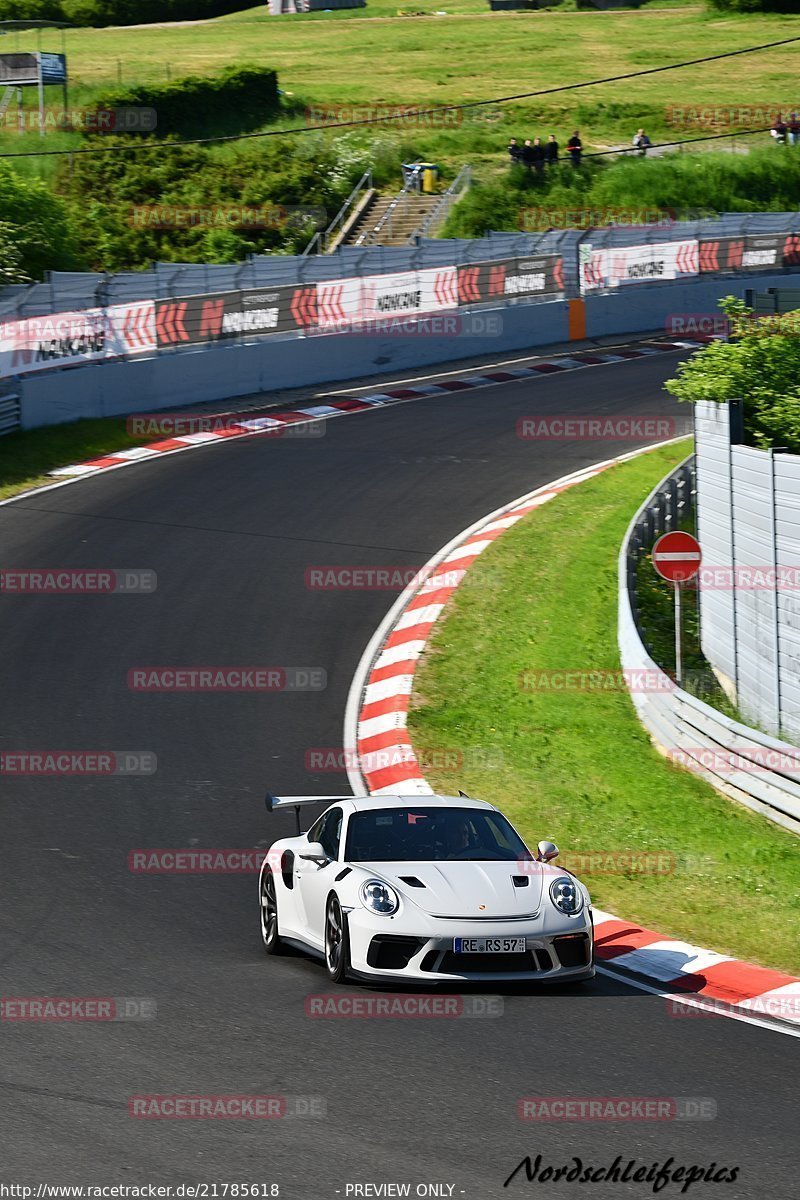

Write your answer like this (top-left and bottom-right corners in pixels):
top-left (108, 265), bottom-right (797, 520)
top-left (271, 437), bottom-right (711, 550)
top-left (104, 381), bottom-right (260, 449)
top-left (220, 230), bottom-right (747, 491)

top-left (651, 531), bottom-right (702, 687)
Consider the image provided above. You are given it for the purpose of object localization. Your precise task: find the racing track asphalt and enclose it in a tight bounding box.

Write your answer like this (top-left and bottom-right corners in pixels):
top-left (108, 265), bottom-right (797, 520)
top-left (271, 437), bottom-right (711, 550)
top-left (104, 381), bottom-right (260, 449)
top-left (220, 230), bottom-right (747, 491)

top-left (1, 350), bottom-right (797, 1199)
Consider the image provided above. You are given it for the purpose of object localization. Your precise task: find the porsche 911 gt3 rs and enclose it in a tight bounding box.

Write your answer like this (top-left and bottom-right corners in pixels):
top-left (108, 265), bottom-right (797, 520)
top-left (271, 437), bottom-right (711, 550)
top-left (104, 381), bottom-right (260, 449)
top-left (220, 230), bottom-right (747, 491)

top-left (259, 792), bottom-right (594, 984)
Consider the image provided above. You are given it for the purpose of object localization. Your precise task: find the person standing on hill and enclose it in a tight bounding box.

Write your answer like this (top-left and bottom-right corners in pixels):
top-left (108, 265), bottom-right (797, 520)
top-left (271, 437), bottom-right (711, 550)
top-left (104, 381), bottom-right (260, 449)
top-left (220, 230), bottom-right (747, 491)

top-left (633, 128), bottom-right (652, 156)
top-left (521, 138), bottom-right (536, 170)
top-left (508, 137), bottom-right (523, 163)
top-left (531, 136), bottom-right (546, 174)
top-left (771, 114), bottom-right (787, 144)
top-left (788, 114), bottom-right (800, 146)
top-left (567, 130), bottom-right (582, 166)
top-left (545, 134), bottom-right (559, 165)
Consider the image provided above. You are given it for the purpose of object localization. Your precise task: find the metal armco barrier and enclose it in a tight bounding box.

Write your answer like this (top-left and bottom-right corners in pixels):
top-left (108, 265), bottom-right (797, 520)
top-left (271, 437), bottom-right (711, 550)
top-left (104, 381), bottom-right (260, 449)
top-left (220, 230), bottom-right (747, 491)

top-left (0, 389), bottom-right (20, 434)
top-left (619, 456), bottom-right (800, 834)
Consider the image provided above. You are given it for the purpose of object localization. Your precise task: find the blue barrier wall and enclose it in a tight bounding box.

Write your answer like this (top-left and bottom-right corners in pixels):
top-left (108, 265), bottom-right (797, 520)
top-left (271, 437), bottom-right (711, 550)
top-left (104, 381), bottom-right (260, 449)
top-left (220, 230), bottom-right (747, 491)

top-left (15, 271), bottom-right (791, 430)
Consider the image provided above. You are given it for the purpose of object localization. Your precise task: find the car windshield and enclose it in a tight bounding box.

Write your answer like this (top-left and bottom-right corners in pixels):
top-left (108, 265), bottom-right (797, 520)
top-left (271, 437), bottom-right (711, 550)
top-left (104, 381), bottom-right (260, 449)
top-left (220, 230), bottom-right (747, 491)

top-left (344, 806), bottom-right (532, 863)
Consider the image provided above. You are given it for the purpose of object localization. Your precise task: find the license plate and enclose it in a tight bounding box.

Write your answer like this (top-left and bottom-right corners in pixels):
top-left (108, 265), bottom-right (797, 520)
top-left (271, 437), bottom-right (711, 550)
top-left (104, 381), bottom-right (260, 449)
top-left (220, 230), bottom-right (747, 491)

top-left (453, 937), bottom-right (527, 954)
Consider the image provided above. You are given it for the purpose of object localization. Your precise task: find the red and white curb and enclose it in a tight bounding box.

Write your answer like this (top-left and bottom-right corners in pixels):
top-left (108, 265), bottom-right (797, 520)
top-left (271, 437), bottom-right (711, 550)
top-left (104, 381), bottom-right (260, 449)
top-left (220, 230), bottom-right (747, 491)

top-left (342, 447), bottom-right (800, 1037)
top-left (36, 338), bottom-right (700, 484)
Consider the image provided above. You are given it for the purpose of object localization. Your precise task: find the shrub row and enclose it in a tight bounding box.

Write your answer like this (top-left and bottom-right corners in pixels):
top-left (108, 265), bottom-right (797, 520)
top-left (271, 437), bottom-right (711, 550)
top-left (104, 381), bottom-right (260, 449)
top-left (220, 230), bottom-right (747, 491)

top-left (0, 0), bottom-right (262, 27)
top-left (94, 66), bottom-right (280, 138)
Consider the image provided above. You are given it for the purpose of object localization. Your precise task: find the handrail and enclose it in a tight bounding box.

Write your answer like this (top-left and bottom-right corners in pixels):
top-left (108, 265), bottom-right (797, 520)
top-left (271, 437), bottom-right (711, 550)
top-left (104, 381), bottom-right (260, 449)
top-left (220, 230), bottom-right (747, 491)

top-left (407, 164), bottom-right (471, 245)
top-left (302, 170), bottom-right (373, 256)
top-left (355, 179), bottom-right (416, 247)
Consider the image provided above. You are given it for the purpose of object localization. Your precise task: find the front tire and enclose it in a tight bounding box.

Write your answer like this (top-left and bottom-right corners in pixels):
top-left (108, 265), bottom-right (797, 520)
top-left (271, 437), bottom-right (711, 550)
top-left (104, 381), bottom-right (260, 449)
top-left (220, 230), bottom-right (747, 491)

top-left (260, 869), bottom-right (286, 955)
top-left (324, 895), bottom-right (350, 983)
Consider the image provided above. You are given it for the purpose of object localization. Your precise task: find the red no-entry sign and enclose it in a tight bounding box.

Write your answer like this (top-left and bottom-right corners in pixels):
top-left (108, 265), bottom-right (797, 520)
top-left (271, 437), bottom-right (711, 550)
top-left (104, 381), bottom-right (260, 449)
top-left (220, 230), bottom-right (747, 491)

top-left (652, 531), bottom-right (702, 583)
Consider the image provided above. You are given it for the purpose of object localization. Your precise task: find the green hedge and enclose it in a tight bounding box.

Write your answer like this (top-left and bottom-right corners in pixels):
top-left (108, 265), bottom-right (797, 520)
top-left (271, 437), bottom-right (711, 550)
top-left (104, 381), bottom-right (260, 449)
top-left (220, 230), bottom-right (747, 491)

top-left (0, 0), bottom-right (262, 26)
top-left (707, 0), bottom-right (800, 11)
top-left (94, 66), bottom-right (280, 138)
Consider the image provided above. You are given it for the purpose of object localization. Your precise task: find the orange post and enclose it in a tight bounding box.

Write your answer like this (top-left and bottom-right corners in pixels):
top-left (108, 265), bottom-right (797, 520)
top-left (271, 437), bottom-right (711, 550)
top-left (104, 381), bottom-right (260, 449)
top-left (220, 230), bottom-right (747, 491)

top-left (568, 298), bottom-right (586, 341)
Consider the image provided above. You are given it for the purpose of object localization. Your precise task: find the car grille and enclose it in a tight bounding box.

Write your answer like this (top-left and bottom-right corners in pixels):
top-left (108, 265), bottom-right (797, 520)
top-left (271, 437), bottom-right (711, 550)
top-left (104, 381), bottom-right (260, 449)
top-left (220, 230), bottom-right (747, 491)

top-left (430, 912), bottom-right (540, 921)
top-left (421, 949), bottom-right (553, 974)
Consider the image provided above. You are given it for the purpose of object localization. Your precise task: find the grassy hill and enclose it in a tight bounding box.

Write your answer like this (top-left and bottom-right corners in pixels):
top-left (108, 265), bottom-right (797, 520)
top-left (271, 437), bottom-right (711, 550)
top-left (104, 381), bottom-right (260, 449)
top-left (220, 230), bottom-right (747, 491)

top-left (2, 5), bottom-right (798, 172)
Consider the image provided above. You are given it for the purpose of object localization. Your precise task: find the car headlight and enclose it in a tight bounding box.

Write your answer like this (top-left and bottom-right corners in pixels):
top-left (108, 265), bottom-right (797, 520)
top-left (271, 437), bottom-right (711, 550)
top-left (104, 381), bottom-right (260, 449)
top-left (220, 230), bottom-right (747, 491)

top-left (550, 876), bottom-right (583, 915)
top-left (360, 879), bottom-right (399, 915)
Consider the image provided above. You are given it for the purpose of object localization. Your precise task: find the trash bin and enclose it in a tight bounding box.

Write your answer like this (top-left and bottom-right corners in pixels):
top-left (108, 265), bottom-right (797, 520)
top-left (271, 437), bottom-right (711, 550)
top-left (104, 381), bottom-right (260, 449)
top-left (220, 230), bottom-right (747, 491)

top-left (421, 163), bottom-right (439, 193)
top-left (402, 162), bottom-right (423, 191)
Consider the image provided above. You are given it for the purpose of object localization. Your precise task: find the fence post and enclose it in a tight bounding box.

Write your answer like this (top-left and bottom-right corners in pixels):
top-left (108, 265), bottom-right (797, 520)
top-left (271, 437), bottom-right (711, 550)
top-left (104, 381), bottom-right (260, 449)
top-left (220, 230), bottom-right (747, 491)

top-left (728, 404), bottom-right (739, 696)
top-left (769, 447), bottom-right (782, 735)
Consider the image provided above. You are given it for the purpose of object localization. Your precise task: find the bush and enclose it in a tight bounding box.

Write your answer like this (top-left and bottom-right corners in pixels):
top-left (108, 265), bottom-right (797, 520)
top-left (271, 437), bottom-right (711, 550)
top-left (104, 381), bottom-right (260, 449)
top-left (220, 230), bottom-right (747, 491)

top-left (55, 135), bottom-right (381, 271)
top-left (94, 66), bottom-right (280, 139)
top-left (0, 0), bottom-right (263, 26)
top-left (0, 164), bottom-right (80, 278)
top-left (442, 148), bottom-right (800, 239)
top-left (665, 299), bottom-right (800, 454)
top-left (707, 0), bottom-right (800, 11)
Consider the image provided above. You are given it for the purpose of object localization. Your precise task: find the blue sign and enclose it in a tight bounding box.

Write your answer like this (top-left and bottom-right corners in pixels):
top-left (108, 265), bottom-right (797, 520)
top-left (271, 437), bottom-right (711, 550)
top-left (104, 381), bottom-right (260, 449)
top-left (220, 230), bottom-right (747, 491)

top-left (39, 53), bottom-right (67, 86)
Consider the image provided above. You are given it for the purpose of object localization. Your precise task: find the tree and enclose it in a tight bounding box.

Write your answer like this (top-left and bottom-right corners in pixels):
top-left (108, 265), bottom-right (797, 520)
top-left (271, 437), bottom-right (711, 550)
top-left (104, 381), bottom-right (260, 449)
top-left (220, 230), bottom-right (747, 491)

top-left (665, 298), bottom-right (800, 453)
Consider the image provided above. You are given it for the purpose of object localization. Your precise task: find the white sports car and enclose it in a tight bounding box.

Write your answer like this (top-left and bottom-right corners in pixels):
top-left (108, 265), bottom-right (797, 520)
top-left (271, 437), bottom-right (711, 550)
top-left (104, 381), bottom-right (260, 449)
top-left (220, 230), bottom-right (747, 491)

top-left (259, 792), bottom-right (594, 984)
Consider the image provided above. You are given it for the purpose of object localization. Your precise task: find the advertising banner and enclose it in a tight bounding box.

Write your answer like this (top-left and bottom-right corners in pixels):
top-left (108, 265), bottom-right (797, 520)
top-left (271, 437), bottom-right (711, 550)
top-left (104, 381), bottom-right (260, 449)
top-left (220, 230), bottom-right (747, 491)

top-left (0, 302), bottom-right (155, 379)
top-left (457, 257), bottom-right (564, 304)
top-left (699, 233), bottom-right (800, 273)
top-left (357, 267), bottom-right (458, 324)
top-left (580, 241), bottom-right (698, 292)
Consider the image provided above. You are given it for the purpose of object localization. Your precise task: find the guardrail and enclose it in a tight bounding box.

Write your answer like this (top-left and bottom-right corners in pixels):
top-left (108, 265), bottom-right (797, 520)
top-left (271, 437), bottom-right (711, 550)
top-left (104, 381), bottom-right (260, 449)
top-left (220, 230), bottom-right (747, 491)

top-left (0, 389), bottom-right (20, 434)
top-left (619, 456), bottom-right (800, 834)
top-left (408, 165), bottom-right (472, 245)
top-left (625, 456), bottom-right (695, 655)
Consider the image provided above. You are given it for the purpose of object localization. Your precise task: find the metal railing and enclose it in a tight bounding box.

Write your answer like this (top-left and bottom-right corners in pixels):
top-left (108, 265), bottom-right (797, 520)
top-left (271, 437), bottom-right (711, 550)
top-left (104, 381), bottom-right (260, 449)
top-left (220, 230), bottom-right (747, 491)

top-left (619, 456), bottom-right (800, 833)
top-left (407, 165), bottom-right (472, 244)
top-left (302, 170), bottom-right (373, 256)
top-left (355, 180), bottom-right (416, 247)
top-left (626, 456), bottom-right (696, 652)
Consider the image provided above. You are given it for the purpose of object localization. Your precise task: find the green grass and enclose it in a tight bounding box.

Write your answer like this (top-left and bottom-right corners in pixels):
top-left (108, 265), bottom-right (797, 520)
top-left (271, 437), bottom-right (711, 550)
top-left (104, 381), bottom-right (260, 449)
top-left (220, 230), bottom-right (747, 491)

top-left (408, 440), bottom-right (800, 974)
top-left (0, 417), bottom-right (170, 500)
top-left (3, 6), bottom-right (800, 181)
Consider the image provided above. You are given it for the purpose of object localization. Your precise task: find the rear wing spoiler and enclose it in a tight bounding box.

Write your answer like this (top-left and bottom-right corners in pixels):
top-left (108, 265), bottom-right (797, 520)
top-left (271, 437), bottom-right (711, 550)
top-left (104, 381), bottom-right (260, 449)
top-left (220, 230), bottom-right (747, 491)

top-left (265, 792), bottom-right (362, 834)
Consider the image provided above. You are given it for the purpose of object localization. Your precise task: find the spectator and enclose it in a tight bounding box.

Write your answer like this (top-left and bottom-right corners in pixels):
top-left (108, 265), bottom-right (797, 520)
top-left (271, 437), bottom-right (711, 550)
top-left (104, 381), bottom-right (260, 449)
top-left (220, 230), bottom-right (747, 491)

top-left (567, 130), bottom-right (582, 167)
top-left (531, 136), bottom-right (546, 174)
top-left (633, 128), bottom-right (652, 156)
top-left (771, 114), bottom-right (787, 144)
top-left (508, 137), bottom-right (523, 164)
top-left (789, 114), bottom-right (800, 146)
top-left (545, 134), bottom-right (558, 165)
top-left (521, 138), bottom-right (536, 170)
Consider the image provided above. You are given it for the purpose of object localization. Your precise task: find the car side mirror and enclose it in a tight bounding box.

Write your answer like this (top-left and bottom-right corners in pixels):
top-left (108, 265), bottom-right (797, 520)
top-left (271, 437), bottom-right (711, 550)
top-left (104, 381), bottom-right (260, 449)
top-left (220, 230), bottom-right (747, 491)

top-left (299, 841), bottom-right (329, 867)
top-left (537, 840), bottom-right (559, 863)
